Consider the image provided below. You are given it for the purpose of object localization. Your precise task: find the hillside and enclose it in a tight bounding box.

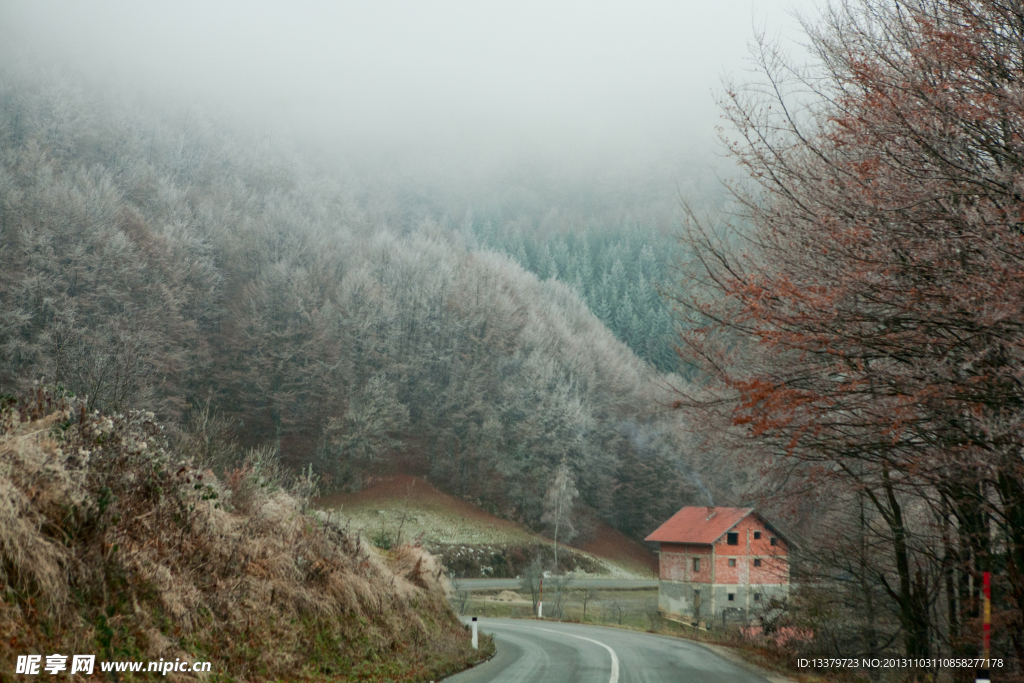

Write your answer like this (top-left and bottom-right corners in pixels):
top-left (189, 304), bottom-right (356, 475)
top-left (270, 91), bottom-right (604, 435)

top-left (317, 474), bottom-right (658, 578)
top-left (0, 392), bottom-right (488, 681)
top-left (0, 69), bottom-right (714, 549)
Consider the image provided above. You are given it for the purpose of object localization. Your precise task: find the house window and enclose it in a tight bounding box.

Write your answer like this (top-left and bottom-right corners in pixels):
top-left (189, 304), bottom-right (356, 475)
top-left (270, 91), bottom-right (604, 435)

top-left (728, 559), bottom-right (736, 567)
top-left (753, 531), bottom-right (761, 540)
top-left (754, 593), bottom-right (762, 602)
top-left (754, 559), bottom-right (762, 567)
top-left (728, 593), bottom-right (735, 601)
top-left (727, 532), bottom-right (738, 545)
top-left (770, 537), bottom-right (778, 546)
top-left (693, 558), bottom-right (700, 572)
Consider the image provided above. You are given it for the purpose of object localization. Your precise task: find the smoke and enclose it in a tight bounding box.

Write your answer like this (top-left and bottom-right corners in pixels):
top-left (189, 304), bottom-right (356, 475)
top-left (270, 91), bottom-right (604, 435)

top-left (687, 471), bottom-right (715, 507)
top-left (618, 419), bottom-right (653, 454)
top-left (618, 419), bottom-right (714, 506)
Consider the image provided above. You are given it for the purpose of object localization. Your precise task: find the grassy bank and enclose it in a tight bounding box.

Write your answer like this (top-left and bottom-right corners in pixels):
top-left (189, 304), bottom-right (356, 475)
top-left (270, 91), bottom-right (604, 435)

top-left (0, 390), bottom-right (490, 681)
top-left (317, 474), bottom-right (657, 580)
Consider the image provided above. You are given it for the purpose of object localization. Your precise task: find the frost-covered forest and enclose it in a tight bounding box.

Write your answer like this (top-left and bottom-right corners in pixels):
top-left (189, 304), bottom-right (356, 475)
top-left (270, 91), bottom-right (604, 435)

top-left (0, 70), bottom-right (726, 543)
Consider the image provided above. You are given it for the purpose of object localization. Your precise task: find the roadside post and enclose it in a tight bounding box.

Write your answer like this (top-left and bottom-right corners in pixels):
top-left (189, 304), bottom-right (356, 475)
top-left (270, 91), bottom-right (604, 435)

top-left (471, 617), bottom-right (478, 649)
top-left (538, 577), bottom-right (544, 618)
top-left (976, 571), bottom-right (990, 683)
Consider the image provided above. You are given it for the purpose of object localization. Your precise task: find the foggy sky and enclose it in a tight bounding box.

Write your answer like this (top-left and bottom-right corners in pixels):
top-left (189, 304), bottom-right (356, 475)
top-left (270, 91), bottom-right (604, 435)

top-left (1, 0), bottom-right (814, 182)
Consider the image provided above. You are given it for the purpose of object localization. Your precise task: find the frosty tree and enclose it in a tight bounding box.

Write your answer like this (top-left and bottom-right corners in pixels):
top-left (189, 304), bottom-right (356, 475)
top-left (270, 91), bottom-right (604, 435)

top-left (542, 459), bottom-right (579, 572)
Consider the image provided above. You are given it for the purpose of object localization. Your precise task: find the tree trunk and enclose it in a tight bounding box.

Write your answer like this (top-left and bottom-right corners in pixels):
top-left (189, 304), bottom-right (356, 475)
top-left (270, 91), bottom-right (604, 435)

top-left (881, 466), bottom-right (930, 658)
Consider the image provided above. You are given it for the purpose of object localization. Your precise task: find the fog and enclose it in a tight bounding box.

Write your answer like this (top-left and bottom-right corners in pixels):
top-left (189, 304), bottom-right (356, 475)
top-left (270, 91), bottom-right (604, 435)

top-left (1, 0), bottom-right (814, 209)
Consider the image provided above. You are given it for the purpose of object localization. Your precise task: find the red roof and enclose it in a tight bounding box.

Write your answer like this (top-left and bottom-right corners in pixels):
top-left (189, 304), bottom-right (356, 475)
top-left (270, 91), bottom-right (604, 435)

top-left (645, 507), bottom-right (754, 544)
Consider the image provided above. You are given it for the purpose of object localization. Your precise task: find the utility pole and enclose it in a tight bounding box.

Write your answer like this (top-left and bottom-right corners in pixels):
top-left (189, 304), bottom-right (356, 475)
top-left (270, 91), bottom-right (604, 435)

top-left (553, 489), bottom-right (562, 571)
top-left (976, 572), bottom-right (990, 683)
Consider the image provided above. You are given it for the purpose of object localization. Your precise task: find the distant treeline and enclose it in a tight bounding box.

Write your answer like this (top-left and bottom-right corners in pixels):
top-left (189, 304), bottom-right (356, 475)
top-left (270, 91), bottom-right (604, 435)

top-left (0, 70), bottom-right (726, 542)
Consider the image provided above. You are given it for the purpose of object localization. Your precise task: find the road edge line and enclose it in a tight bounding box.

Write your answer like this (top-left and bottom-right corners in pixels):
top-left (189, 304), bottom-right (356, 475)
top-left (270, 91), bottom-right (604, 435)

top-left (531, 626), bottom-right (620, 683)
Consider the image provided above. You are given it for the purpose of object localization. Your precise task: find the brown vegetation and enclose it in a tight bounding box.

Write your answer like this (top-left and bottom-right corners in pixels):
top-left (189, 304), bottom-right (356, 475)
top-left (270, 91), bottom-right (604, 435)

top-left (674, 0), bottom-right (1024, 677)
top-left (318, 474), bottom-right (527, 532)
top-left (0, 390), bottom-right (487, 681)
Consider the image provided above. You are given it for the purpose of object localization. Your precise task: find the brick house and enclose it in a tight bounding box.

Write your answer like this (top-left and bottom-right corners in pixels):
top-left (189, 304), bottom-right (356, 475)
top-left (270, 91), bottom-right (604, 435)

top-left (645, 507), bottom-right (792, 623)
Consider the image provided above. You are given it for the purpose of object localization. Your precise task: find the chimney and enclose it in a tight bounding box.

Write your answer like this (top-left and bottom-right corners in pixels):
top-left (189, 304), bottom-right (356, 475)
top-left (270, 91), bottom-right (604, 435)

top-left (706, 506), bottom-right (716, 520)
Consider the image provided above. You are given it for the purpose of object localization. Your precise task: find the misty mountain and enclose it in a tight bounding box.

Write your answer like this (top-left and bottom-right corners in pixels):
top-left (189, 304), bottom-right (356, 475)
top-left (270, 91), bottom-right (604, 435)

top-left (0, 70), bottom-right (727, 542)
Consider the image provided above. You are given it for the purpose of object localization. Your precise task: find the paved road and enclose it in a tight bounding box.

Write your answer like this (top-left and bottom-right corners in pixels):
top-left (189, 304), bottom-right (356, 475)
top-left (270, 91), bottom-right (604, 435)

top-left (456, 579), bottom-right (658, 590)
top-left (443, 618), bottom-right (770, 683)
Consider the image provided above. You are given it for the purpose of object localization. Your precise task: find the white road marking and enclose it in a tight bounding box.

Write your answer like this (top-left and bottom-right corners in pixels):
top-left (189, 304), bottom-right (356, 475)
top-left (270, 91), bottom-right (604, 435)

top-left (531, 626), bottom-right (620, 683)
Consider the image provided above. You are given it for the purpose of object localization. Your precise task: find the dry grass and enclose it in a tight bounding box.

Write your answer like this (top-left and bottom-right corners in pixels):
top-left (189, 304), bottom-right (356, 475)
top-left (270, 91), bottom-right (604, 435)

top-left (317, 474), bottom-right (538, 546)
top-left (317, 474), bottom-right (655, 579)
top-left (0, 390), bottom-right (489, 681)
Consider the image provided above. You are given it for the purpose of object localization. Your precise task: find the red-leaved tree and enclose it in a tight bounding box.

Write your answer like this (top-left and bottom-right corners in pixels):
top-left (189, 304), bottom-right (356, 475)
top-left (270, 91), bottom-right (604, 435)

top-left (675, 0), bottom-right (1024, 672)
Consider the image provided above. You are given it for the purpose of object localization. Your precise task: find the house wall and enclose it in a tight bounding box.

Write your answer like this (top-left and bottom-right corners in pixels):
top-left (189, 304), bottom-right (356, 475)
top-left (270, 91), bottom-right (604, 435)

top-left (657, 580), bottom-right (790, 623)
top-left (658, 543), bottom-right (713, 583)
top-left (711, 516), bottom-right (789, 586)
top-left (657, 580), bottom-right (713, 620)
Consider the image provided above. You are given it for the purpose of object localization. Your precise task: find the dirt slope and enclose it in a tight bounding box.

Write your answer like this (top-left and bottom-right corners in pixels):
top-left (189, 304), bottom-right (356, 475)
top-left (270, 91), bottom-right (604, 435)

top-left (576, 516), bottom-right (660, 576)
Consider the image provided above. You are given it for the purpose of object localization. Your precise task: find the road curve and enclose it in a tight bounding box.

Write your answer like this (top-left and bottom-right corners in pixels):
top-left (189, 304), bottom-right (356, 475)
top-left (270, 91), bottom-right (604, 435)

top-left (443, 618), bottom-right (770, 683)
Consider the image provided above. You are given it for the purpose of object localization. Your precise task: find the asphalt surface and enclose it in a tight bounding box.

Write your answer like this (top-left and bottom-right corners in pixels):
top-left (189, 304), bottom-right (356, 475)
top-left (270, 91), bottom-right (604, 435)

top-left (443, 618), bottom-right (771, 683)
top-left (456, 579), bottom-right (658, 590)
